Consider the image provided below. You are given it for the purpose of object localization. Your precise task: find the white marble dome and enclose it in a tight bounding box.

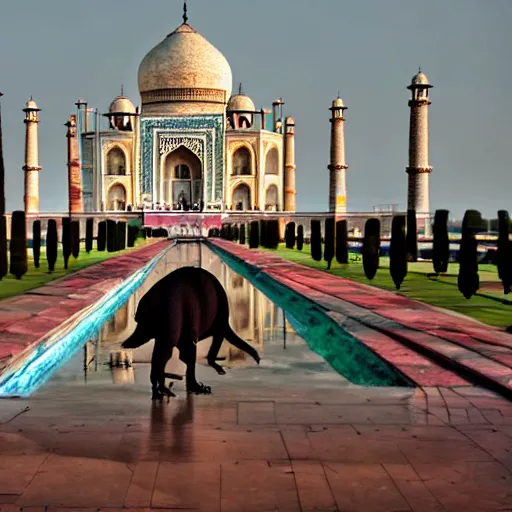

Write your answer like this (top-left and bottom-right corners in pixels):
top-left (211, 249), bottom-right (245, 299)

top-left (228, 93), bottom-right (255, 112)
top-left (138, 23), bottom-right (232, 105)
top-left (109, 96), bottom-right (136, 114)
top-left (411, 70), bottom-right (431, 86)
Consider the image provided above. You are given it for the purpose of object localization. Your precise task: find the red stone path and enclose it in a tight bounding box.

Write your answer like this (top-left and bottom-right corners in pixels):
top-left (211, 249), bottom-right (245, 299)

top-left (0, 241), bottom-right (169, 374)
top-left (211, 240), bottom-right (512, 396)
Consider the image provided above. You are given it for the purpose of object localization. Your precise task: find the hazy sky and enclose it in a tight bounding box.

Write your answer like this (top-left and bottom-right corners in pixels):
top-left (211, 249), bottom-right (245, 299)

top-left (0, 0), bottom-right (511, 219)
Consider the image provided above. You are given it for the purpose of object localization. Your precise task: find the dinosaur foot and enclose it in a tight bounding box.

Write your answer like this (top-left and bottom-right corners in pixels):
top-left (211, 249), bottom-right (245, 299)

top-left (187, 382), bottom-right (212, 395)
top-left (208, 359), bottom-right (226, 375)
top-left (152, 383), bottom-right (176, 400)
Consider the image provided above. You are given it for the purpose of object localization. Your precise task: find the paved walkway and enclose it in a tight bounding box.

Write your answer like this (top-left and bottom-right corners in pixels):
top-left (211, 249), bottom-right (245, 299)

top-left (211, 240), bottom-right (512, 398)
top-left (0, 241), bottom-right (168, 374)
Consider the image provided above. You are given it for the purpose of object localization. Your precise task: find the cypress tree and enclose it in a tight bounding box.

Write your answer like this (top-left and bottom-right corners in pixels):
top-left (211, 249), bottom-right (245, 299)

top-left (32, 220), bottom-right (41, 269)
top-left (285, 222), bottom-right (296, 249)
top-left (239, 223), bottom-right (246, 245)
top-left (432, 209), bottom-right (450, 274)
top-left (249, 220), bottom-right (259, 248)
top-left (297, 224), bottom-right (304, 251)
top-left (62, 217), bottom-right (71, 269)
top-left (497, 210), bottom-right (512, 294)
top-left (97, 220), bottom-right (106, 251)
top-left (233, 224), bottom-right (239, 243)
top-left (406, 209), bottom-right (418, 262)
top-left (0, 215), bottom-right (7, 280)
top-left (118, 221), bottom-right (127, 250)
top-left (260, 220), bottom-right (268, 248)
top-left (362, 218), bottom-right (380, 280)
top-left (310, 220), bottom-right (322, 261)
top-left (335, 219), bottom-right (348, 264)
top-left (71, 220), bottom-right (80, 259)
top-left (457, 209), bottom-right (481, 299)
top-left (9, 211), bottom-right (27, 280)
top-left (324, 216), bottom-right (335, 269)
top-left (85, 218), bottom-right (93, 253)
top-left (389, 215), bottom-right (408, 290)
top-left (46, 219), bottom-right (58, 272)
top-left (106, 219), bottom-right (117, 252)
top-left (267, 220), bottom-right (279, 249)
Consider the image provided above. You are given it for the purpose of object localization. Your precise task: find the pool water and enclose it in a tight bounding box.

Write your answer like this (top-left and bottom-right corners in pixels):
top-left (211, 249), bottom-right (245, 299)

top-left (39, 242), bottom-right (352, 396)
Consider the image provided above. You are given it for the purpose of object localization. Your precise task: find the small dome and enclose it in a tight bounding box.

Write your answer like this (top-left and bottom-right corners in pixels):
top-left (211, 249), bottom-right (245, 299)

top-left (24, 98), bottom-right (39, 111)
top-left (285, 117), bottom-right (295, 125)
top-left (228, 94), bottom-right (255, 112)
top-left (332, 97), bottom-right (345, 108)
top-left (109, 96), bottom-right (136, 114)
top-left (411, 70), bottom-right (431, 86)
top-left (138, 23), bottom-right (232, 104)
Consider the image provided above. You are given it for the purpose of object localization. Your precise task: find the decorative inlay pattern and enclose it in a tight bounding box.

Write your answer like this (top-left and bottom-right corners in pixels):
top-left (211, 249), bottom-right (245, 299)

top-left (140, 115), bottom-right (224, 202)
top-left (406, 166), bottom-right (432, 175)
top-left (141, 88), bottom-right (227, 105)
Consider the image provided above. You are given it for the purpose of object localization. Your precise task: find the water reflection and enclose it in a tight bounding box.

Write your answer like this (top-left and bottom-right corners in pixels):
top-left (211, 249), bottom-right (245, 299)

top-left (82, 243), bottom-right (296, 384)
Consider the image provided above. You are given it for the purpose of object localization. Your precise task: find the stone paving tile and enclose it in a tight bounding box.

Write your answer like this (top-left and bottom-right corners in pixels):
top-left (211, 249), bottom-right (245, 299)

top-left (413, 461), bottom-right (512, 511)
top-left (291, 460), bottom-right (338, 512)
top-left (124, 461), bottom-right (159, 508)
top-left (323, 462), bottom-right (411, 511)
top-left (0, 455), bottom-right (48, 495)
top-left (220, 460), bottom-right (300, 512)
top-left (152, 462), bottom-right (220, 511)
top-left (17, 455), bottom-right (132, 507)
top-left (237, 401), bottom-right (276, 424)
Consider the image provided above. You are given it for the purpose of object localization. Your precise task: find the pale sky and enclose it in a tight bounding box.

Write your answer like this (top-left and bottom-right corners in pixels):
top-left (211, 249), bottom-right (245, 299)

top-left (0, 0), bottom-right (511, 219)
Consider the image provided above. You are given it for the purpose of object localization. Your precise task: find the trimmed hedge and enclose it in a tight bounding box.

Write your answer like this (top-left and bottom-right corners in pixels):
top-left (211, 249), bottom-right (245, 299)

top-left (432, 209), bottom-right (449, 274)
top-left (32, 220), bottom-right (41, 269)
top-left (362, 218), bottom-right (380, 280)
top-left (324, 216), bottom-right (335, 269)
top-left (406, 209), bottom-right (418, 262)
top-left (0, 214), bottom-right (7, 280)
top-left (497, 210), bottom-right (512, 294)
top-left (117, 221), bottom-right (127, 251)
top-left (249, 220), bottom-right (259, 248)
top-left (239, 223), bottom-right (246, 245)
top-left (97, 220), bottom-right (106, 251)
top-left (85, 218), bottom-right (93, 253)
top-left (106, 219), bottom-right (117, 252)
top-left (260, 220), bottom-right (268, 248)
top-left (266, 220), bottom-right (280, 249)
top-left (457, 209), bottom-right (481, 299)
top-left (232, 224), bottom-right (239, 243)
top-left (62, 217), bottom-right (71, 269)
top-left (335, 220), bottom-right (348, 264)
top-left (389, 215), bottom-right (407, 290)
top-left (297, 224), bottom-right (304, 251)
top-left (310, 220), bottom-right (322, 261)
top-left (71, 220), bottom-right (80, 259)
top-left (9, 211), bottom-right (27, 280)
top-left (285, 222), bottom-right (296, 249)
top-left (46, 219), bottom-right (58, 272)
top-left (127, 225), bottom-right (138, 248)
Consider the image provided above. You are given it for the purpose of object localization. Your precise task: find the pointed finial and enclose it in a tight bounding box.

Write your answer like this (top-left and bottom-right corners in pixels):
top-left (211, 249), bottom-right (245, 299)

top-left (121, 84), bottom-right (124, 96)
top-left (183, 0), bottom-right (188, 24)
top-left (337, 89), bottom-right (340, 98)
top-left (418, 66), bottom-right (422, 73)
top-left (239, 82), bottom-right (243, 95)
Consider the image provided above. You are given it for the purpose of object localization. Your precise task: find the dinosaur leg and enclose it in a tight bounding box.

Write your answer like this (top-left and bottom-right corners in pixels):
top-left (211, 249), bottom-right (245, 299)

top-left (150, 339), bottom-right (175, 400)
top-left (206, 332), bottom-right (226, 375)
top-left (184, 341), bottom-right (212, 395)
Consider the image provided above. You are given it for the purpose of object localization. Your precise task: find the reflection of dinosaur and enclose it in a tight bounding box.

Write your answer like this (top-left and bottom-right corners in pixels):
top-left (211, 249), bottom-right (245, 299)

top-left (121, 266), bottom-right (260, 400)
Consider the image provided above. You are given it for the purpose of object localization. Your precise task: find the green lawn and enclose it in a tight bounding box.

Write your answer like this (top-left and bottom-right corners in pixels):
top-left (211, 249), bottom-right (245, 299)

top-left (0, 239), bottom-right (153, 301)
top-left (261, 244), bottom-right (512, 329)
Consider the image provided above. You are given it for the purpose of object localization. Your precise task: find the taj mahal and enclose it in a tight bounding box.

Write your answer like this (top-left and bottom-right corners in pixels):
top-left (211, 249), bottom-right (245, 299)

top-left (70, 5), bottom-right (297, 215)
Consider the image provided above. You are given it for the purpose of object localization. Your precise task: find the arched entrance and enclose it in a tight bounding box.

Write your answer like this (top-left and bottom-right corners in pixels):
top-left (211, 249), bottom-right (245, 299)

top-left (265, 184), bottom-right (278, 211)
top-left (163, 146), bottom-right (202, 209)
top-left (265, 147), bottom-right (279, 175)
top-left (233, 147), bottom-right (252, 175)
top-left (107, 184), bottom-right (126, 211)
top-left (232, 183), bottom-right (251, 211)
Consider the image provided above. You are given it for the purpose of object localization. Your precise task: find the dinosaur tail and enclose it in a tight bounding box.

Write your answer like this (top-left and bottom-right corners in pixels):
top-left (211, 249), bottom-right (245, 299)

top-left (121, 323), bottom-right (150, 349)
top-left (225, 324), bottom-right (261, 365)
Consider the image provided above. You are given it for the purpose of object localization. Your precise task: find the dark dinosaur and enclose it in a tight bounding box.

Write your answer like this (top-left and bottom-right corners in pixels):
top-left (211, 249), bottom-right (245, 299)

top-left (121, 266), bottom-right (261, 400)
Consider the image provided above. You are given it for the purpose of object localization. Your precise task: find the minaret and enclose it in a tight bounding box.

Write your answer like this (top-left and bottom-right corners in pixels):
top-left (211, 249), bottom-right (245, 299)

top-left (66, 115), bottom-right (83, 214)
top-left (284, 117), bottom-right (296, 212)
top-left (406, 68), bottom-right (433, 222)
top-left (328, 96), bottom-right (348, 214)
top-left (22, 98), bottom-right (42, 214)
